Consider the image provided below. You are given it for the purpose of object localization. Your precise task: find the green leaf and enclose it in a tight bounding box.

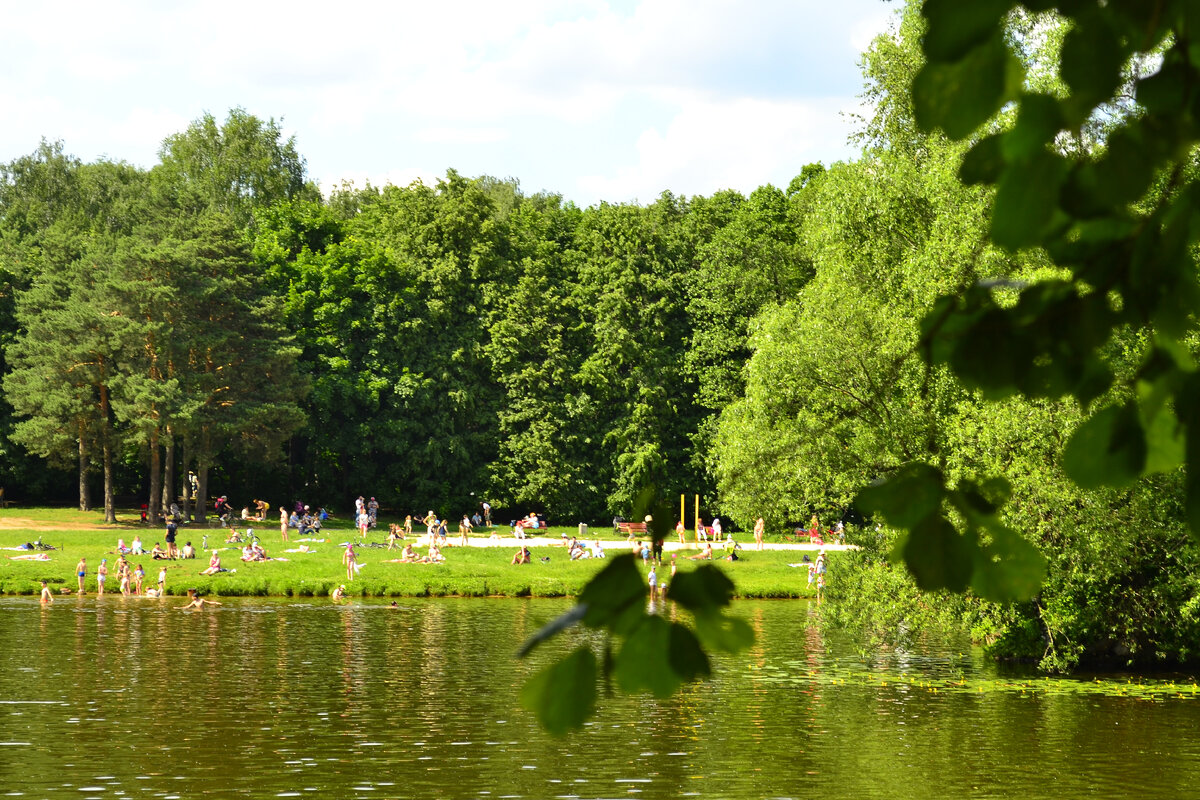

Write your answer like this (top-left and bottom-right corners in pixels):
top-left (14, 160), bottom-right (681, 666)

top-left (1142, 405), bottom-right (1185, 474)
top-left (614, 616), bottom-right (683, 698)
top-left (898, 514), bottom-right (975, 593)
top-left (1182, 374), bottom-right (1200, 542)
top-left (952, 475), bottom-right (1011, 515)
top-left (667, 624), bottom-right (712, 681)
top-left (520, 646), bottom-right (597, 736)
top-left (921, 0), bottom-right (1014, 63)
top-left (913, 34), bottom-right (1024, 139)
top-left (958, 134), bottom-right (1006, 186)
top-left (991, 150), bottom-right (1067, 250)
top-left (948, 308), bottom-right (1024, 398)
top-left (667, 564), bottom-right (735, 615)
top-left (578, 554), bottom-right (650, 634)
top-left (1001, 94), bottom-right (1064, 161)
top-left (1060, 11), bottom-right (1124, 113)
top-left (970, 523), bottom-right (1047, 602)
top-left (693, 613), bottom-right (756, 654)
top-left (1090, 127), bottom-right (1159, 210)
top-left (856, 462), bottom-right (944, 529)
top-left (1062, 404), bottom-right (1147, 489)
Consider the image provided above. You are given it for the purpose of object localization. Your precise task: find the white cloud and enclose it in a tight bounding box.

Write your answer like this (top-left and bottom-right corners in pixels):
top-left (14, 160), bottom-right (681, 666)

top-left (1, 0), bottom-right (889, 205)
top-left (576, 93), bottom-right (857, 203)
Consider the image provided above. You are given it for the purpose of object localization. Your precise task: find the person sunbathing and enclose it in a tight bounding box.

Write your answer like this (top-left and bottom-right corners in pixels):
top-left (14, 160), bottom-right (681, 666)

top-left (511, 546), bottom-right (532, 565)
top-left (200, 552), bottom-right (224, 575)
top-left (688, 543), bottom-right (714, 561)
top-left (387, 525), bottom-right (404, 550)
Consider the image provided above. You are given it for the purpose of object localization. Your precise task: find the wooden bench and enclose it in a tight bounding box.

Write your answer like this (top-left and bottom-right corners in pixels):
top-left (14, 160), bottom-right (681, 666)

top-left (616, 521), bottom-right (647, 537)
top-left (0, 488), bottom-right (12, 508)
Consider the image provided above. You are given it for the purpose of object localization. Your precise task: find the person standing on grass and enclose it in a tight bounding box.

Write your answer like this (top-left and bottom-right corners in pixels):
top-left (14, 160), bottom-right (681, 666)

top-left (76, 557), bottom-right (87, 593)
top-left (753, 517), bottom-right (765, 551)
top-left (97, 559), bottom-right (108, 596)
top-left (158, 565), bottom-right (167, 595)
top-left (133, 564), bottom-right (145, 595)
top-left (343, 544), bottom-right (357, 581)
top-left (165, 518), bottom-right (179, 559)
top-left (280, 506), bottom-right (289, 542)
top-left (460, 515), bottom-right (472, 547)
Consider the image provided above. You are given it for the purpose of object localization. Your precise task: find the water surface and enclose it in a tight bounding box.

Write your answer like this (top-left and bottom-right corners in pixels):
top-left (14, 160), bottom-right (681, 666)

top-left (0, 597), bottom-right (1196, 799)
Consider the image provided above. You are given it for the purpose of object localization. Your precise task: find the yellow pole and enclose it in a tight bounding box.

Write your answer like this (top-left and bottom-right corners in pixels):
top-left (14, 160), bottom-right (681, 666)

top-left (680, 494), bottom-right (685, 529)
top-left (694, 494), bottom-right (700, 543)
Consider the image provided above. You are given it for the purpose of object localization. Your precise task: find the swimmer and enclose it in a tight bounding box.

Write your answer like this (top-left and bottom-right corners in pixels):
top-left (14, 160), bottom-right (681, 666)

top-left (178, 588), bottom-right (222, 609)
top-left (40, 580), bottom-right (53, 604)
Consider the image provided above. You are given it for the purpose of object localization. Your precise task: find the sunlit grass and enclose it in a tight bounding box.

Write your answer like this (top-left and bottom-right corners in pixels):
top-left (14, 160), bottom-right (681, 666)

top-left (0, 508), bottom-right (833, 598)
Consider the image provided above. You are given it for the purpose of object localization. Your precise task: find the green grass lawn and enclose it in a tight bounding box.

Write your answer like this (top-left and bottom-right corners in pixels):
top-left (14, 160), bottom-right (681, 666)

top-left (0, 507), bottom-right (830, 599)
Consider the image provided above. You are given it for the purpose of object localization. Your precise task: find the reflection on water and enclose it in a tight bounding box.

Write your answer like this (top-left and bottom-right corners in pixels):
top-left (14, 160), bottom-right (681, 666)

top-left (1, 596), bottom-right (1198, 799)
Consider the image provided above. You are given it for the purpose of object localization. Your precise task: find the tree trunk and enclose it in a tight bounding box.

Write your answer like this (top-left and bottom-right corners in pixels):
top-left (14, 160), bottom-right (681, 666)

top-left (195, 429), bottom-right (210, 524)
top-left (99, 381), bottom-right (116, 524)
top-left (162, 428), bottom-right (175, 518)
top-left (147, 429), bottom-right (162, 526)
top-left (181, 442), bottom-right (192, 524)
top-left (103, 441), bottom-right (115, 524)
top-left (196, 462), bottom-right (209, 525)
top-left (77, 422), bottom-right (91, 512)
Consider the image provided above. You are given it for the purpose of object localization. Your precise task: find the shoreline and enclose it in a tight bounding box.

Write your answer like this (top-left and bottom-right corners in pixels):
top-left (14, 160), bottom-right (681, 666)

top-left (2, 533), bottom-right (844, 599)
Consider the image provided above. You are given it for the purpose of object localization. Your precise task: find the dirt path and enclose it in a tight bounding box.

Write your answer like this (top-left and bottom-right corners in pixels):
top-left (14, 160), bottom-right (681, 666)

top-left (0, 517), bottom-right (109, 532)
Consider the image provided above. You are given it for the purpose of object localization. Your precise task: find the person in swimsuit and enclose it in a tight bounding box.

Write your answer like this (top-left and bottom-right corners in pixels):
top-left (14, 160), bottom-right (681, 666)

top-left (179, 588), bottom-right (222, 609)
top-left (753, 517), bottom-right (765, 551)
top-left (97, 559), bottom-right (108, 596)
top-left (40, 581), bottom-right (53, 604)
top-left (332, 585), bottom-right (346, 601)
top-left (200, 552), bottom-right (223, 576)
top-left (343, 544), bottom-right (357, 581)
top-left (76, 558), bottom-right (86, 593)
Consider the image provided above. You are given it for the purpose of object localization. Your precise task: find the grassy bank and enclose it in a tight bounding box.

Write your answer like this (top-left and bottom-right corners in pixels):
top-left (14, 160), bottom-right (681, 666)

top-left (0, 508), bottom-right (830, 599)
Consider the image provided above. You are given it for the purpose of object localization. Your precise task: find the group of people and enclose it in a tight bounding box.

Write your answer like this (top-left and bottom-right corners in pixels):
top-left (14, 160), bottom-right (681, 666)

top-left (69, 555), bottom-right (167, 599)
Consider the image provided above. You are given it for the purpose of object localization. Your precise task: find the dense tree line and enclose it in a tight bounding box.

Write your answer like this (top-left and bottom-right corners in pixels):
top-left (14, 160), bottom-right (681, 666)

top-left (0, 115), bottom-right (818, 523)
top-left (2, 0), bottom-right (1198, 672)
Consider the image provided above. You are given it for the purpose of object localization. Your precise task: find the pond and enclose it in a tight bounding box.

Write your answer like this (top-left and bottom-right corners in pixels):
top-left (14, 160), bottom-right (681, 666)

top-left (1, 596), bottom-right (1197, 799)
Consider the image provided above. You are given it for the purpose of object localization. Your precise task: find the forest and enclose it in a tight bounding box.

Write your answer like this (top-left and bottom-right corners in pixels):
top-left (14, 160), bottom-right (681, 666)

top-left (2, 0), bottom-right (1199, 671)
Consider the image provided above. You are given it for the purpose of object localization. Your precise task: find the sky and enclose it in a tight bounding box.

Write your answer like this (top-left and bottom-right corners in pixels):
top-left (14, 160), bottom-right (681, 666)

top-left (1, 0), bottom-right (897, 208)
